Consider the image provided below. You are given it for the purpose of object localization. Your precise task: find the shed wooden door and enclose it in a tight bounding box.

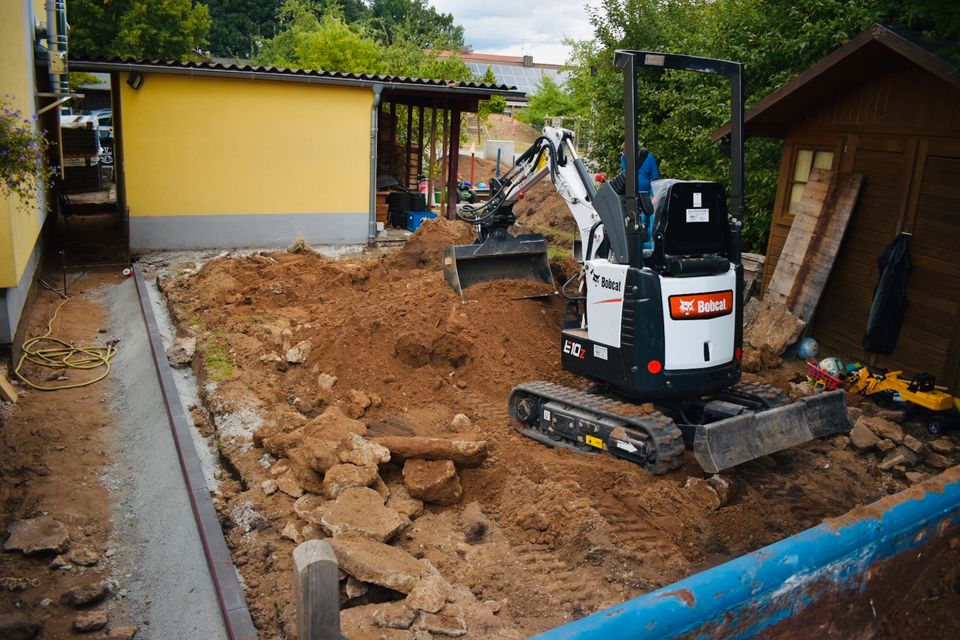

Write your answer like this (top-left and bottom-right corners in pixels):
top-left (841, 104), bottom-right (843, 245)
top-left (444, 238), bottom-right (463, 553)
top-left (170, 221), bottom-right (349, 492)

top-left (903, 153), bottom-right (960, 388)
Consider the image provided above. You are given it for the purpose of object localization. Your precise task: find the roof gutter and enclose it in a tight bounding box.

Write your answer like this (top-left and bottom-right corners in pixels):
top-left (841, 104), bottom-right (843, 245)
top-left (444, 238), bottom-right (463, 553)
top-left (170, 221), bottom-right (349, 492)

top-left (69, 60), bottom-right (525, 99)
top-left (369, 84), bottom-right (383, 245)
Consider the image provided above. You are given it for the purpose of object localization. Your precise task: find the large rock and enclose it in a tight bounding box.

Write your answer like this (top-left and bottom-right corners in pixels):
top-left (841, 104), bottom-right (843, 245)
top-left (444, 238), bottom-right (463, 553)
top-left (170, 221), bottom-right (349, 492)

top-left (304, 406), bottom-right (367, 441)
top-left (73, 610), bottom-right (108, 633)
top-left (902, 434), bottom-right (930, 457)
top-left (322, 463), bottom-right (379, 499)
top-left (857, 415), bottom-right (903, 444)
top-left (0, 614), bottom-right (42, 640)
top-left (328, 536), bottom-right (429, 593)
top-left (745, 300), bottom-right (805, 356)
top-left (295, 438), bottom-right (340, 473)
top-left (373, 602), bottom-right (416, 630)
top-left (924, 453), bottom-right (954, 470)
top-left (930, 439), bottom-right (956, 455)
top-left (386, 483), bottom-right (424, 520)
top-left (403, 459), bottom-right (462, 506)
top-left (375, 437), bottom-right (488, 466)
top-left (849, 421), bottom-right (881, 453)
top-left (406, 574), bottom-right (451, 613)
top-left (60, 581), bottom-right (111, 607)
top-left (315, 487), bottom-right (406, 542)
top-left (419, 604), bottom-right (467, 637)
top-left (286, 340), bottom-right (312, 364)
top-left (165, 336), bottom-right (196, 368)
top-left (338, 433), bottom-right (391, 468)
top-left (4, 516), bottom-right (70, 555)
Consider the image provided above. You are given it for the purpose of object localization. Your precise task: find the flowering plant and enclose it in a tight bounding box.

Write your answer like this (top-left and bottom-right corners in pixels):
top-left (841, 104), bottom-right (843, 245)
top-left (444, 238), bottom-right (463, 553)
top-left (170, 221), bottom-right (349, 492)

top-left (0, 95), bottom-right (51, 201)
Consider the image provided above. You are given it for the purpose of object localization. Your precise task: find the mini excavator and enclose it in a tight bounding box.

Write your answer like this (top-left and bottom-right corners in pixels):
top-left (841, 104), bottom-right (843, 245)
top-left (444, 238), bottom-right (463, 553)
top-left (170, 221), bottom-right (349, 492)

top-left (443, 51), bottom-right (850, 474)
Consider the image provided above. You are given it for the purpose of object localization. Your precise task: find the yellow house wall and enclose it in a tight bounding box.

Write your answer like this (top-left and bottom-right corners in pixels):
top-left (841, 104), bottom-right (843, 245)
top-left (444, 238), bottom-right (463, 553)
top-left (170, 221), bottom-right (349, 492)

top-left (119, 73), bottom-right (373, 218)
top-left (0, 0), bottom-right (44, 289)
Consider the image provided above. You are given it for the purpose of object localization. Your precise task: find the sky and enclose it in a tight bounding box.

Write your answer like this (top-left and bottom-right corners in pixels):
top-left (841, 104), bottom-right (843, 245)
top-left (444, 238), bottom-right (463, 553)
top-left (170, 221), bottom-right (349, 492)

top-left (431, 1), bottom-right (598, 65)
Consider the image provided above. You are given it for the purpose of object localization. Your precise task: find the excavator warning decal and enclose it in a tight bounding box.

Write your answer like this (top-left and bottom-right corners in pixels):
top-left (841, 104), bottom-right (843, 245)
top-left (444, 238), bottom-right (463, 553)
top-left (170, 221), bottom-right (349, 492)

top-left (668, 291), bottom-right (734, 320)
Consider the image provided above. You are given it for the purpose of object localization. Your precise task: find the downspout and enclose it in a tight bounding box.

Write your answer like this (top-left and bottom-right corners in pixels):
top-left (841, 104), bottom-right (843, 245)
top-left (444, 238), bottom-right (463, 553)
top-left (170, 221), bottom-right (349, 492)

top-left (45, 0), bottom-right (58, 94)
top-left (368, 84), bottom-right (384, 244)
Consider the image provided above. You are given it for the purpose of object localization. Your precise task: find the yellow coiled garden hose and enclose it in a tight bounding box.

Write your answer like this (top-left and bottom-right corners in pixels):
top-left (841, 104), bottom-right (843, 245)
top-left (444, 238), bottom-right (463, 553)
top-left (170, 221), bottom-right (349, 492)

top-left (14, 296), bottom-right (118, 391)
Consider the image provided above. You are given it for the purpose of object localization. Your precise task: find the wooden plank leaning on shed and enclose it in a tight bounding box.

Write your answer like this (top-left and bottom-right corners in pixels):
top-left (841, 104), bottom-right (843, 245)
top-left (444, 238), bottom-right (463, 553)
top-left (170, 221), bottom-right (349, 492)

top-left (765, 169), bottom-right (864, 324)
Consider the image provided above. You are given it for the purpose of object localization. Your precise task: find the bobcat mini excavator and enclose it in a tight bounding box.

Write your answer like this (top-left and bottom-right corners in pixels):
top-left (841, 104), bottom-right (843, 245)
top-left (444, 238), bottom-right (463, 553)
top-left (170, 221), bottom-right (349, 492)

top-left (443, 51), bottom-right (850, 474)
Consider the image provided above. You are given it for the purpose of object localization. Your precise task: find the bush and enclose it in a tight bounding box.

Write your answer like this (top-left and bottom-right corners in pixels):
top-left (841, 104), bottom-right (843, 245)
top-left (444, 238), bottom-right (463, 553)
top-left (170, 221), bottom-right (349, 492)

top-left (0, 96), bottom-right (50, 202)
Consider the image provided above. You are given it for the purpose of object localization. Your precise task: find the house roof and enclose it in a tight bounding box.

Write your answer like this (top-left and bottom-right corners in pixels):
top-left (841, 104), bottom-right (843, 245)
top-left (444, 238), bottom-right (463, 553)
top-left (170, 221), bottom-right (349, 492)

top-left (712, 24), bottom-right (960, 140)
top-left (70, 56), bottom-right (524, 100)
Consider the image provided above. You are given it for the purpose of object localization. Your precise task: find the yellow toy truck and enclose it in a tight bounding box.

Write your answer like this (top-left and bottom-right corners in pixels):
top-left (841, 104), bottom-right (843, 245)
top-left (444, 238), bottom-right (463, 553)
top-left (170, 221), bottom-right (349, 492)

top-left (848, 367), bottom-right (960, 435)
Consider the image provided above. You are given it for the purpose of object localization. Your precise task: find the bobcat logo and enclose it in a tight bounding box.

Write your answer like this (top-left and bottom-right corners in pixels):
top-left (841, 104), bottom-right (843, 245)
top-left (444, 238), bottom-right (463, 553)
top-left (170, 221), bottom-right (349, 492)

top-left (677, 299), bottom-right (695, 316)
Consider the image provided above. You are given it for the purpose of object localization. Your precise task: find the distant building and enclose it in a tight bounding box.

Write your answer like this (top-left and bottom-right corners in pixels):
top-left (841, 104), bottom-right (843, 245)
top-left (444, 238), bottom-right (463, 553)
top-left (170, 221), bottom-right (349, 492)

top-left (440, 51), bottom-right (569, 107)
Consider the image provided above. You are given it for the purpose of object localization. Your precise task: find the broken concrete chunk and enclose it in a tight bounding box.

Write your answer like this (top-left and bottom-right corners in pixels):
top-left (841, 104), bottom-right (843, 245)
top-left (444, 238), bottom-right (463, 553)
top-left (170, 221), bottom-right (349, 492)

top-left (337, 433), bottom-right (391, 468)
top-left (322, 463), bottom-right (379, 499)
top-left (849, 420), bottom-right (881, 452)
top-left (419, 604), bottom-right (467, 637)
top-left (375, 436), bottom-right (488, 466)
top-left (304, 406), bottom-right (368, 441)
top-left (450, 414), bottom-right (472, 431)
top-left (68, 547), bottom-right (100, 567)
top-left (929, 438), bottom-right (956, 455)
top-left (73, 610), bottom-right (108, 633)
top-left (280, 521), bottom-right (303, 544)
top-left (315, 487), bottom-right (405, 542)
top-left (165, 337), bottom-right (196, 368)
top-left (683, 477), bottom-right (721, 510)
top-left (296, 438), bottom-right (340, 474)
top-left (745, 300), bottom-right (805, 356)
top-left (875, 439), bottom-right (895, 454)
top-left (317, 373), bottom-right (338, 392)
top-left (286, 340), bottom-right (312, 364)
top-left (60, 581), bottom-right (111, 607)
top-left (387, 483), bottom-right (425, 520)
top-left (292, 494), bottom-right (326, 523)
top-left (857, 415), bottom-right (903, 445)
top-left (347, 389), bottom-right (372, 410)
top-left (902, 434), bottom-right (930, 456)
top-left (261, 479), bottom-right (278, 496)
top-left (406, 574), bottom-right (451, 613)
top-left (4, 516), bottom-right (70, 555)
top-left (403, 459), bottom-right (462, 506)
top-left (924, 453), bottom-right (954, 470)
top-left (373, 602), bottom-right (416, 630)
top-left (274, 469), bottom-right (305, 498)
top-left (345, 576), bottom-right (368, 600)
top-left (328, 536), bottom-right (429, 593)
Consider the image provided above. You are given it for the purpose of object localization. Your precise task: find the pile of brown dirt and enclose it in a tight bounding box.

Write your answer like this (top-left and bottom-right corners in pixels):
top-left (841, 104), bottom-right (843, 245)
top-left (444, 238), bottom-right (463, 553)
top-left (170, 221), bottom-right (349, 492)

top-left (157, 225), bottom-right (952, 638)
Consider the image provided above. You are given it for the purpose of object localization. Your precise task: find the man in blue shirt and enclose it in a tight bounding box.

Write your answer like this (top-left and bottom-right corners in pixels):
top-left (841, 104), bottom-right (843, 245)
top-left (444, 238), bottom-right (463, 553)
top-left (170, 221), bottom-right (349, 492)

top-left (620, 142), bottom-right (660, 249)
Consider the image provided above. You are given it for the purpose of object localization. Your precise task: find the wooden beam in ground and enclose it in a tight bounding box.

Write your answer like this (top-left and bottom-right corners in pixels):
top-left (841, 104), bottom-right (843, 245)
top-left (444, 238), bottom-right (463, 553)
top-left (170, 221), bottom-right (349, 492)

top-left (447, 109), bottom-right (461, 220)
top-left (765, 168), bottom-right (864, 324)
top-left (440, 108), bottom-right (449, 214)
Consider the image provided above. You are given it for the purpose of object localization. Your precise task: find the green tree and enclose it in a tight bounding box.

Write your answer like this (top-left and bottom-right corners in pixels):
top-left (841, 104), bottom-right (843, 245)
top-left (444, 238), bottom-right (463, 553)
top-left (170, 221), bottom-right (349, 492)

top-left (368, 0), bottom-right (464, 48)
top-left (69, 0), bottom-right (211, 61)
top-left (205, 0), bottom-right (283, 59)
top-left (516, 74), bottom-right (579, 128)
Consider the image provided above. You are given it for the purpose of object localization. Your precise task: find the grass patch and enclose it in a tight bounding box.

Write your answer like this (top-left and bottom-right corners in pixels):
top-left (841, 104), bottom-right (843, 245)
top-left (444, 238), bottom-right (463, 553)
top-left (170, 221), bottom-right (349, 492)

top-left (548, 245), bottom-right (573, 261)
top-left (203, 343), bottom-right (234, 381)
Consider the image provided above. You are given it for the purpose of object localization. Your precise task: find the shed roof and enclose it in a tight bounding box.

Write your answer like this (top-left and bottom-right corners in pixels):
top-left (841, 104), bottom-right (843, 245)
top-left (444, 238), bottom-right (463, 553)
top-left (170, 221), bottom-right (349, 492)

top-left (712, 24), bottom-right (960, 140)
top-left (70, 56), bottom-right (524, 100)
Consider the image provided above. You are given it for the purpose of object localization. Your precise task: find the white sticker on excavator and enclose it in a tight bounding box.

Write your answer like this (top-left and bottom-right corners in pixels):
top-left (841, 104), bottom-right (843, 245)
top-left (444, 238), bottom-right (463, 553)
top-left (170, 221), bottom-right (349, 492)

top-left (686, 208), bottom-right (709, 223)
top-left (543, 409), bottom-right (551, 421)
top-left (693, 192), bottom-right (702, 207)
top-left (593, 345), bottom-right (608, 360)
top-left (615, 440), bottom-right (638, 453)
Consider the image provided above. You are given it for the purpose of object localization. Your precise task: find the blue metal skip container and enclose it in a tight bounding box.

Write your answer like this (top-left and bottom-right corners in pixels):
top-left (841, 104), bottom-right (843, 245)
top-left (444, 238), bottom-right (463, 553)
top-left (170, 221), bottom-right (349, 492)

top-left (407, 211), bottom-right (438, 232)
top-left (535, 465), bottom-right (960, 639)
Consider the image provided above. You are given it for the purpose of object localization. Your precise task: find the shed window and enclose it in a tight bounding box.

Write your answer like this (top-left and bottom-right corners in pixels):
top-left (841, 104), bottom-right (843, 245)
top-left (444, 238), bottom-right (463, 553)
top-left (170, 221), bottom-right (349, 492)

top-left (789, 149), bottom-right (834, 212)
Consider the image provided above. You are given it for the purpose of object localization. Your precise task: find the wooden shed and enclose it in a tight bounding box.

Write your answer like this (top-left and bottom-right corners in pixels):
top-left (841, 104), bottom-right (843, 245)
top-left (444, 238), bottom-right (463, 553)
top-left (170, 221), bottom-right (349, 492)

top-left (715, 25), bottom-right (960, 390)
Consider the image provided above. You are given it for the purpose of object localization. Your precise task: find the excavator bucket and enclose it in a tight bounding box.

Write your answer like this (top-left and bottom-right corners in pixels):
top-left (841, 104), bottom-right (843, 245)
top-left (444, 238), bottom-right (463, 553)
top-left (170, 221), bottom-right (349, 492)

top-left (692, 390), bottom-right (851, 474)
top-left (443, 232), bottom-right (554, 295)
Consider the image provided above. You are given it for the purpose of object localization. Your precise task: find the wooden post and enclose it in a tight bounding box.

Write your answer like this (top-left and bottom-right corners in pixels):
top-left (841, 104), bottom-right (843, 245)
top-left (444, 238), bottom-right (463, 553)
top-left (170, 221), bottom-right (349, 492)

top-left (429, 104), bottom-right (437, 208)
top-left (447, 108), bottom-right (461, 220)
top-left (417, 105), bottom-right (425, 178)
top-left (440, 108), bottom-right (449, 213)
top-left (293, 540), bottom-right (340, 640)
top-left (405, 104), bottom-right (414, 188)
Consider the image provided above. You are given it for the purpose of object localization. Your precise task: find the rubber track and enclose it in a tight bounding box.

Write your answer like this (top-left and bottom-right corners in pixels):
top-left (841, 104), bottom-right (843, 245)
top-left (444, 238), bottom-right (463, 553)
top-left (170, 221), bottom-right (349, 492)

top-left (721, 381), bottom-right (791, 408)
top-left (512, 381), bottom-right (685, 475)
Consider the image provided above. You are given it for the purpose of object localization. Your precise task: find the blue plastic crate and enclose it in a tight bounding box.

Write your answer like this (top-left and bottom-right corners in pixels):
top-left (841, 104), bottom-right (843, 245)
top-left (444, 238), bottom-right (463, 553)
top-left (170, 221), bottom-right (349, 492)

top-left (406, 211), bottom-right (437, 232)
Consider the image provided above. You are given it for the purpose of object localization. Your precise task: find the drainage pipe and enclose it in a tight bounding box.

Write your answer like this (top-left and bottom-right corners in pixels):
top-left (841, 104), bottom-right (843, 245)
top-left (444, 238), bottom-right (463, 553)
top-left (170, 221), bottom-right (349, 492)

top-left (368, 84), bottom-right (384, 244)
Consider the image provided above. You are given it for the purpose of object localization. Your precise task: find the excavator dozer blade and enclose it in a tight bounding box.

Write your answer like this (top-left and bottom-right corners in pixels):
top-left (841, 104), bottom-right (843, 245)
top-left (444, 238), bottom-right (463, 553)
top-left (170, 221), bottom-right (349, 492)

top-left (443, 233), bottom-right (554, 295)
top-left (693, 390), bottom-right (850, 474)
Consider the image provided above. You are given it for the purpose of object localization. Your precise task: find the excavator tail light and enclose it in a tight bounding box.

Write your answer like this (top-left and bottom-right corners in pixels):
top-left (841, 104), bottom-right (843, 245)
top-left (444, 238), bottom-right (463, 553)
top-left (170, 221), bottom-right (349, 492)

top-left (647, 360), bottom-right (662, 374)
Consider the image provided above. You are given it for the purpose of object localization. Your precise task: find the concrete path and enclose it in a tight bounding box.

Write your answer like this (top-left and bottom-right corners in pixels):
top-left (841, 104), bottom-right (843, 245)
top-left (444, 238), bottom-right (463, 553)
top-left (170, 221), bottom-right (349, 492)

top-left (103, 278), bottom-right (229, 640)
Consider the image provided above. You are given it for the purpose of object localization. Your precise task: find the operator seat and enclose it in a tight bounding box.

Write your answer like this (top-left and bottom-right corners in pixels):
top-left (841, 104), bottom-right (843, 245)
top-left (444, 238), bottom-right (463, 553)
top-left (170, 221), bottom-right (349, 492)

top-left (645, 180), bottom-right (731, 277)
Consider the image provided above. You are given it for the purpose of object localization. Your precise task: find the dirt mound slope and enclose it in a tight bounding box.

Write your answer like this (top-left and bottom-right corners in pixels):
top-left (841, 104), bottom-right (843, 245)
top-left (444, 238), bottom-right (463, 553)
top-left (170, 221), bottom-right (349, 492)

top-left (158, 239), bottom-right (938, 638)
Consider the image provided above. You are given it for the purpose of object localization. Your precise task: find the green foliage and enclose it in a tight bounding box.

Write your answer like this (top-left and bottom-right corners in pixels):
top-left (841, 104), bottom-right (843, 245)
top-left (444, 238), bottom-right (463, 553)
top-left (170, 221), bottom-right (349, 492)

top-left (516, 74), bottom-right (579, 128)
top-left (69, 0), bottom-right (211, 61)
top-left (256, 0), bottom-right (473, 80)
top-left (564, 0), bottom-right (960, 252)
top-left (68, 72), bottom-right (102, 92)
top-left (0, 96), bottom-right (52, 203)
top-left (205, 0), bottom-right (284, 59)
top-left (368, 0), bottom-right (464, 48)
